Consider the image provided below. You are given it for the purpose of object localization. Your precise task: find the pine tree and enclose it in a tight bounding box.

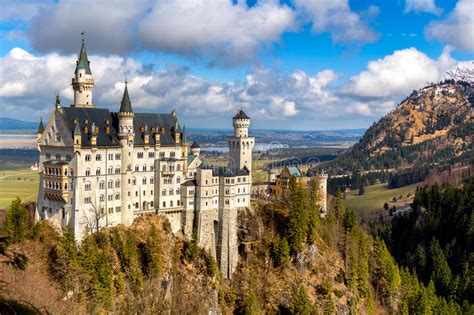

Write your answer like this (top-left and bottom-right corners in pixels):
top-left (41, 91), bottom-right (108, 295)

top-left (289, 285), bottom-right (311, 315)
top-left (270, 235), bottom-right (290, 266)
top-left (2, 198), bottom-right (29, 243)
top-left (307, 177), bottom-right (320, 244)
top-left (288, 177), bottom-right (309, 254)
top-left (142, 225), bottom-right (163, 277)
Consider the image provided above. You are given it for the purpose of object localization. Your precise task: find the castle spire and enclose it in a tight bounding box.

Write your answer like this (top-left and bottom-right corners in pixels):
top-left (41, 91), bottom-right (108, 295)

top-left (37, 117), bottom-right (44, 134)
top-left (119, 80), bottom-right (133, 113)
top-left (75, 32), bottom-right (91, 75)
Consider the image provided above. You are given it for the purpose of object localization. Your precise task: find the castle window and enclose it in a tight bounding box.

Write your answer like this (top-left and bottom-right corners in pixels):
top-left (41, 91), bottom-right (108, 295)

top-left (46, 153), bottom-right (51, 160)
top-left (176, 176), bottom-right (181, 184)
top-left (148, 152), bottom-right (155, 158)
top-left (169, 188), bottom-right (173, 195)
top-left (115, 193), bottom-right (120, 200)
top-left (150, 201), bottom-right (153, 207)
top-left (238, 177), bottom-right (241, 183)
top-left (150, 165), bottom-right (154, 171)
top-left (108, 180), bottom-right (113, 188)
top-left (137, 152), bottom-right (144, 159)
top-left (54, 153), bottom-right (60, 160)
top-left (142, 165), bottom-right (147, 171)
top-left (150, 177), bottom-right (154, 184)
top-left (115, 153), bottom-right (121, 160)
top-left (128, 192), bottom-right (131, 197)
top-left (159, 152), bottom-right (165, 158)
top-left (143, 191), bottom-right (146, 196)
top-left (177, 200), bottom-right (180, 206)
top-left (135, 165), bottom-right (139, 172)
top-left (66, 154), bottom-right (72, 161)
top-left (115, 206), bottom-right (121, 213)
top-left (115, 167), bottom-right (120, 174)
top-left (143, 177), bottom-right (147, 185)
top-left (115, 180), bottom-right (120, 188)
top-left (108, 167), bottom-right (113, 174)
top-left (85, 154), bottom-right (91, 162)
top-left (85, 197), bottom-right (91, 203)
top-left (64, 183), bottom-right (68, 190)
top-left (170, 152), bottom-right (175, 158)
top-left (108, 207), bottom-right (113, 214)
top-left (127, 164), bottom-right (132, 171)
top-left (170, 201), bottom-right (173, 207)
top-left (100, 194), bottom-right (105, 202)
top-left (133, 177), bottom-right (137, 185)
top-left (243, 177), bottom-right (246, 182)
top-left (99, 181), bottom-right (105, 189)
top-left (96, 154), bottom-right (101, 161)
top-left (96, 168), bottom-right (101, 175)
top-left (162, 201), bottom-right (166, 208)
top-left (150, 190), bottom-right (153, 195)
top-left (85, 169), bottom-right (91, 176)
top-left (176, 164), bottom-right (181, 171)
top-left (136, 191), bottom-right (138, 197)
top-left (108, 154), bottom-right (113, 160)
top-left (162, 189), bottom-right (166, 196)
top-left (108, 195), bottom-right (113, 201)
top-left (65, 169), bottom-right (68, 176)
top-left (135, 202), bottom-right (139, 209)
top-left (162, 165), bottom-right (166, 172)
top-left (55, 133), bottom-right (61, 142)
top-left (176, 188), bottom-right (180, 195)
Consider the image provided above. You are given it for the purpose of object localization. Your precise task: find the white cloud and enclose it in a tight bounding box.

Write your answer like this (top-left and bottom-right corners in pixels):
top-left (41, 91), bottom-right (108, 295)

top-left (139, 0), bottom-right (296, 66)
top-left (405, 0), bottom-right (443, 15)
top-left (425, 0), bottom-right (474, 52)
top-left (295, 0), bottom-right (379, 44)
top-left (343, 47), bottom-right (458, 99)
top-left (28, 0), bottom-right (149, 54)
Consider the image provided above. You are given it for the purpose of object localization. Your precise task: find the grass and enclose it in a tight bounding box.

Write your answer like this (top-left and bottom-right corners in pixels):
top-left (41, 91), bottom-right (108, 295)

top-left (343, 183), bottom-right (420, 219)
top-left (0, 169), bottom-right (39, 209)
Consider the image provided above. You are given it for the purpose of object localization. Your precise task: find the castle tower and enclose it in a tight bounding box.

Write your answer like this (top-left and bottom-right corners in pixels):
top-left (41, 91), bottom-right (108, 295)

top-left (317, 173), bottom-right (328, 217)
top-left (118, 82), bottom-right (134, 226)
top-left (228, 109), bottom-right (255, 176)
top-left (36, 117), bottom-right (44, 143)
top-left (191, 141), bottom-right (201, 157)
top-left (72, 36), bottom-right (94, 107)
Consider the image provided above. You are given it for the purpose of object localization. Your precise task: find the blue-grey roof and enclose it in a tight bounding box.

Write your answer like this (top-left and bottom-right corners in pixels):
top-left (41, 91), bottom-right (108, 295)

top-left (200, 165), bottom-right (249, 177)
top-left (61, 107), bottom-right (181, 147)
top-left (288, 166), bottom-right (303, 177)
top-left (187, 154), bottom-right (197, 165)
top-left (233, 109), bottom-right (250, 120)
top-left (76, 42), bottom-right (92, 75)
top-left (119, 84), bottom-right (133, 113)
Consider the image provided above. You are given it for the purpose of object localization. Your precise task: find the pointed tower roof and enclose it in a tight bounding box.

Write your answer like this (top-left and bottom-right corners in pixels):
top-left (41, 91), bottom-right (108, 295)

top-left (74, 122), bottom-right (81, 136)
top-left (37, 117), bottom-right (44, 134)
top-left (191, 141), bottom-right (200, 149)
top-left (181, 125), bottom-right (187, 143)
top-left (233, 109), bottom-right (250, 120)
top-left (75, 37), bottom-right (92, 75)
top-left (119, 81), bottom-right (133, 113)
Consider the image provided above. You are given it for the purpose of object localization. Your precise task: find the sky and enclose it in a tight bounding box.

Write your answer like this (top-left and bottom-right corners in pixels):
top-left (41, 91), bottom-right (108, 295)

top-left (0, 0), bottom-right (472, 130)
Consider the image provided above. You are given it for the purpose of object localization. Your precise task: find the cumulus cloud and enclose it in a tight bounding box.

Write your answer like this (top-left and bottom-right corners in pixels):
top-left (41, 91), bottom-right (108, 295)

top-left (28, 0), bottom-right (149, 54)
top-left (295, 0), bottom-right (379, 44)
top-left (343, 46), bottom-right (458, 99)
top-left (425, 0), bottom-right (474, 52)
top-left (405, 0), bottom-right (443, 15)
top-left (139, 0), bottom-right (296, 66)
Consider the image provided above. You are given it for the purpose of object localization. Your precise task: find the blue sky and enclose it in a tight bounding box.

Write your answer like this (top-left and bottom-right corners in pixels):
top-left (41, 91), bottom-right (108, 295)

top-left (0, 0), bottom-right (472, 130)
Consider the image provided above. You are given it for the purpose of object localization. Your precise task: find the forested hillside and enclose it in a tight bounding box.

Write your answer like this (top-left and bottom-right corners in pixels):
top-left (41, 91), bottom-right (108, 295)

top-left (1, 178), bottom-right (472, 313)
top-left (372, 178), bottom-right (474, 310)
top-left (314, 80), bottom-right (473, 189)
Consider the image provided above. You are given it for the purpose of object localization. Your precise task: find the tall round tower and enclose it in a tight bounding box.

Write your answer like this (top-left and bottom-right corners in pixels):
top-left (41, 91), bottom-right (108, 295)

top-left (71, 36), bottom-right (94, 107)
top-left (228, 109), bottom-right (255, 175)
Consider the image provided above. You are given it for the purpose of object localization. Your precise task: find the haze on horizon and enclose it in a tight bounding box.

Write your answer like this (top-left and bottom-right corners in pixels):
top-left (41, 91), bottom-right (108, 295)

top-left (0, 0), bottom-right (472, 130)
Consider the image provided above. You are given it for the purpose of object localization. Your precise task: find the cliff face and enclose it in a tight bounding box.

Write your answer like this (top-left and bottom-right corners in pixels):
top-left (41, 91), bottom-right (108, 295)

top-left (359, 81), bottom-right (473, 158)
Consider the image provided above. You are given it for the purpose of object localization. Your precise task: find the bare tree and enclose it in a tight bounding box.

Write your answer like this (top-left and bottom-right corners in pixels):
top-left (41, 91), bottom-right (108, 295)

top-left (82, 192), bottom-right (109, 235)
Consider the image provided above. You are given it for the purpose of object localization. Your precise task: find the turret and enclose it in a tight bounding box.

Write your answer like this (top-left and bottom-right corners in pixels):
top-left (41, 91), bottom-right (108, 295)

top-left (228, 109), bottom-right (254, 174)
top-left (73, 122), bottom-right (81, 153)
top-left (36, 117), bottom-right (44, 143)
top-left (118, 81), bottom-right (134, 144)
top-left (191, 141), bottom-right (200, 157)
top-left (233, 109), bottom-right (250, 137)
top-left (90, 122), bottom-right (97, 146)
top-left (71, 35), bottom-right (94, 108)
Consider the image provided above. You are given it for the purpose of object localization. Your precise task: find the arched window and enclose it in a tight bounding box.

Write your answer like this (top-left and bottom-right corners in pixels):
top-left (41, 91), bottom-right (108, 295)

top-left (85, 154), bottom-right (91, 161)
top-left (96, 168), bottom-right (101, 175)
top-left (115, 167), bottom-right (120, 174)
top-left (170, 200), bottom-right (173, 207)
top-left (162, 165), bottom-right (166, 172)
top-left (176, 188), bottom-right (180, 195)
top-left (96, 154), bottom-right (101, 161)
top-left (176, 176), bottom-right (181, 184)
top-left (142, 177), bottom-right (147, 185)
top-left (162, 201), bottom-right (166, 208)
top-left (85, 168), bottom-right (90, 176)
top-left (85, 182), bottom-right (91, 191)
top-left (162, 189), bottom-right (166, 196)
top-left (100, 194), bottom-right (105, 202)
top-left (64, 183), bottom-right (68, 190)
top-left (115, 193), bottom-right (120, 200)
top-left (177, 164), bottom-right (181, 171)
top-left (99, 181), bottom-right (105, 189)
top-left (108, 166), bottom-right (113, 174)
top-left (150, 176), bottom-right (154, 184)
top-left (169, 188), bottom-right (174, 195)
top-left (108, 180), bottom-right (113, 188)
top-left (142, 165), bottom-right (146, 171)
top-left (115, 179), bottom-right (120, 188)
top-left (132, 177), bottom-right (137, 185)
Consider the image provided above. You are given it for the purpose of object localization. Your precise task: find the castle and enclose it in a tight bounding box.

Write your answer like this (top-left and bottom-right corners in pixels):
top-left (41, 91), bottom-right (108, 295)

top-left (35, 39), bottom-right (254, 278)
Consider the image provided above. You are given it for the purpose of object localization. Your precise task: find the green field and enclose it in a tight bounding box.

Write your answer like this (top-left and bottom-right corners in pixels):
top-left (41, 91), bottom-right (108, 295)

top-left (0, 169), bottom-right (39, 209)
top-left (343, 183), bottom-right (421, 219)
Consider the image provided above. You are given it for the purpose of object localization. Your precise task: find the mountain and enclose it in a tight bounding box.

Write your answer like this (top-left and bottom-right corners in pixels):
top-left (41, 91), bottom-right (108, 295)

top-left (322, 80), bottom-right (473, 177)
top-left (0, 117), bottom-right (37, 130)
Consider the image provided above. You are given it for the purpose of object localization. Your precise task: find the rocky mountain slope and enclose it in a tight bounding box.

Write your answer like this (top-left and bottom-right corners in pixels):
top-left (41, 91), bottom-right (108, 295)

top-left (324, 80), bottom-right (473, 175)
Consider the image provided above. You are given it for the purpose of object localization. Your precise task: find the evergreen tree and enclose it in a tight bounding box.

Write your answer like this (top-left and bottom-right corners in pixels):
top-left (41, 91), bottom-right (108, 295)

top-left (2, 198), bottom-right (29, 243)
top-left (358, 182), bottom-right (365, 196)
top-left (428, 238), bottom-right (452, 296)
top-left (270, 235), bottom-right (290, 267)
top-left (307, 177), bottom-right (320, 244)
top-left (141, 225), bottom-right (163, 277)
top-left (289, 285), bottom-right (311, 315)
top-left (288, 177), bottom-right (309, 254)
